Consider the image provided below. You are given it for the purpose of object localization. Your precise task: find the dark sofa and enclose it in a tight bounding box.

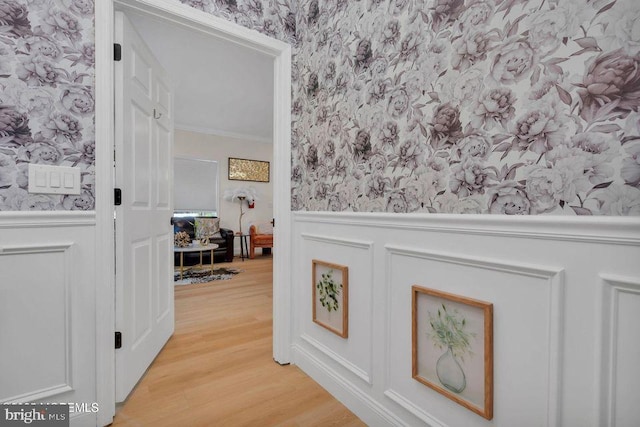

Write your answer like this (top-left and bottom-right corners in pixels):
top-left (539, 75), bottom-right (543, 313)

top-left (173, 216), bottom-right (234, 265)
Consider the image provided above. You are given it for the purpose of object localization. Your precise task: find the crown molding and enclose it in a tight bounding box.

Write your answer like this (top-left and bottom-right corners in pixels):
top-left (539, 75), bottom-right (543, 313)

top-left (175, 123), bottom-right (272, 144)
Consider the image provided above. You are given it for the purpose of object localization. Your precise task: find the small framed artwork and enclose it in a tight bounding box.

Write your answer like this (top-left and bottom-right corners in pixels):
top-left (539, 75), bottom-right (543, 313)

top-left (412, 286), bottom-right (493, 420)
top-left (228, 157), bottom-right (270, 182)
top-left (312, 260), bottom-right (348, 338)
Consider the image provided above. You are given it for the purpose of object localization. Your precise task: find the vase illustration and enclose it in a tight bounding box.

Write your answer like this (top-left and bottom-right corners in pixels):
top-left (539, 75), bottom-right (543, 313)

top-left (436, 346), bottom-right (466, 393)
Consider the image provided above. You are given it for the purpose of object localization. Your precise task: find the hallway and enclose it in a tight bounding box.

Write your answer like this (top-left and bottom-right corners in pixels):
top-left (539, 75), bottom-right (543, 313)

top-left (112, 257), bottom-right (363, 426)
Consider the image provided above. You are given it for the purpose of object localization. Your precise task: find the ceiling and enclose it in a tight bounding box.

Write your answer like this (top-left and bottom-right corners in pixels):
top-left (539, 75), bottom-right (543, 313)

top-left (127, 11), bottom-right (274, 143)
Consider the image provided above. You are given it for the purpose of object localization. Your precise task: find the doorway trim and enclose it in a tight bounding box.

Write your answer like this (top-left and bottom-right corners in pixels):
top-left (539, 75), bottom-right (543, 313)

top-left (95, 1), bottom-right (292, 424)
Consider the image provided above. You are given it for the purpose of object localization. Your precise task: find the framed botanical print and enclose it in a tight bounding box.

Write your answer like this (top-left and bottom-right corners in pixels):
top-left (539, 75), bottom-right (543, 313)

top-left (412, 286), bottom-right (493, 419)
top-left (312, 260), bottom-right (348, 338)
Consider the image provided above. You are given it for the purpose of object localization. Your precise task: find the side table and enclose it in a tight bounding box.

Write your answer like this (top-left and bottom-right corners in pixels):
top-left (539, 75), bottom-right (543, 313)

top-left (235, 233), bottom-right (250, 261)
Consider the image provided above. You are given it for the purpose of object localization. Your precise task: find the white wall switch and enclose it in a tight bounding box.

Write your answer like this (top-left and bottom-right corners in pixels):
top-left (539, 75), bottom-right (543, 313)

top-left (28, 164), bottom-right (81, 195)
top-left (50, 172), bottom-right (61, 188)
top-left (35, 170), bottom-right (46, 188)
top-left (64, 173), bottom-right (74, 189)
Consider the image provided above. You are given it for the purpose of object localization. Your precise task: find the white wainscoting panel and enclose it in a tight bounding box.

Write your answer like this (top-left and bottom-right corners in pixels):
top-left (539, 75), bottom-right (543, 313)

top-left (0, 212), bottom-right (97, 427)
top-left (0, 243), bottom-right (74, 402)
top-left (384, 246), bottom-right (564, 427)
top-left (300, 334), bottom-right (371, 384)
top-left (291, 212), bottom-right (640, 427)
top-left (599, 275), bottom-right (640, 427)
top-left (296, 233), bottom-right (374, 385)
top-left (292, 343), bottom-right (407, 427)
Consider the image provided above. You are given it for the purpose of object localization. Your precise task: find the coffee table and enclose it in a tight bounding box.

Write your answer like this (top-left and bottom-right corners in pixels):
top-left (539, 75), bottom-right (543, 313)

top-left (174, 243), bottom-right (219, 280)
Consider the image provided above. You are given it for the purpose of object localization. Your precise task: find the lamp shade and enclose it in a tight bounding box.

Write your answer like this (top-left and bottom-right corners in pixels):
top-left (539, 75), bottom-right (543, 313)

top-left (223, 187), bottom-right (258, 204)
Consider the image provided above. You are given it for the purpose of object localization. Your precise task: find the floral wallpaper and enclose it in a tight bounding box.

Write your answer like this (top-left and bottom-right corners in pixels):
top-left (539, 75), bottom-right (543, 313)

top-left (179, 0), bottom-right (297, 47)
top-left (2, 0), bottom-right (639, 215)
top-left (0, 0), bottom-right (95, 210)
top-left (290, 0), bottom-right (640, 215)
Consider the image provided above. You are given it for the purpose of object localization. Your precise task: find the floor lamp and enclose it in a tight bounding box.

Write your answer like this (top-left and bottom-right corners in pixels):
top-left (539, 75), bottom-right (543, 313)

top-left (223, 187), bottom-right (258, 235)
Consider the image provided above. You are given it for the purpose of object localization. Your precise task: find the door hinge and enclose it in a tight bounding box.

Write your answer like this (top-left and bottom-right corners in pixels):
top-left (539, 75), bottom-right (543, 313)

top-left (271, 218), bottom-right (275, 228)
top-left (114, 43), bottom-right (122, 61)
top-left (115, 331), bottom-right (122, 349)
top-left (114, 188), bottom-right (122, 206)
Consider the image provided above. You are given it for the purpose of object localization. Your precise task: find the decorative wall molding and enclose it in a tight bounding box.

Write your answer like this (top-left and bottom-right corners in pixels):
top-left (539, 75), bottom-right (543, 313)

top-left (300, 233), bottom-right (374, 249)
top-left (3, 386), bottom-right (74, 405)
top-left (0, 242), bottom-right (74, 403)
top-left (292, 344), bottom-right (408, 427)
top-left (294, 212), bottom-right (640, 246)
top-left (598, 274), bottom-right (640, 427)
top-left (0, 243), bottom-right (75, 255)
top-left (384, 390), bottom-right (447, 427)
top-left (301, 334), bottom-right (371, 385)
top-left (385, 245), bottom-right (565, 279)
top-left (0, 212), bottom-right (96, 229)
top-left (384, 245), bottom-right (565, 427)
top-left (301, 232), bottom-right (375, 385)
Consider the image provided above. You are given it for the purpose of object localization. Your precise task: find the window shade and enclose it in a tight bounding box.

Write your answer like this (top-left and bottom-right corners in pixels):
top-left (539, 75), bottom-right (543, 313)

top-left (173, 157), bottom-right (218, 213)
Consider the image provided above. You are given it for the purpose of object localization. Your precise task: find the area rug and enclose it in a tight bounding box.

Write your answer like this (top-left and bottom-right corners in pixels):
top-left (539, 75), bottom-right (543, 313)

top-left (174, 267), bottom-right (242, 285)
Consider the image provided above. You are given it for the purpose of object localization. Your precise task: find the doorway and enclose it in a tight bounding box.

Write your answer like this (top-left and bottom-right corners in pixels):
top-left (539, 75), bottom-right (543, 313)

top-left (94, 0), bottom-right (292, 424)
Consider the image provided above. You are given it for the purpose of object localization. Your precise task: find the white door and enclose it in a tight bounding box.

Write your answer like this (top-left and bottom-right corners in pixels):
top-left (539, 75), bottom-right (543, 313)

top-left (114, 11), bottom-right (174, 402)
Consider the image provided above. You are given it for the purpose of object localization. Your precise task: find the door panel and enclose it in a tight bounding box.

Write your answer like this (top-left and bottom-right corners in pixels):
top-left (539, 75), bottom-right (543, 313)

top-left (115, 11), bottom-right (174, 402)
top-left (156, 235), bottom-right (172, 320)
top-left (156, 120), bottom-right (171, 209)
top-left (132, 105), bottom-right (151, 207)
top-left (131, 240), bottom-right (152, 345)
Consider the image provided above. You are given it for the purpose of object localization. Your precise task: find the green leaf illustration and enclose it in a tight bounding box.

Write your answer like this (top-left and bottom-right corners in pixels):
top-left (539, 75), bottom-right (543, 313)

top-left (316, 269), bottom-right (341, 312)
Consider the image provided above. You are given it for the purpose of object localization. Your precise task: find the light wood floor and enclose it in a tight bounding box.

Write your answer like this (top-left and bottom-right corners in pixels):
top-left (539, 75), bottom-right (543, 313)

top-left (111, 256), bottom-right (364, 427)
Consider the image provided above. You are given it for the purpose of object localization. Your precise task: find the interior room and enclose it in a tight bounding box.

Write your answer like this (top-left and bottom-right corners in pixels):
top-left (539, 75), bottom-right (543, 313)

top-left (1, 0), bottom-right (639, 426)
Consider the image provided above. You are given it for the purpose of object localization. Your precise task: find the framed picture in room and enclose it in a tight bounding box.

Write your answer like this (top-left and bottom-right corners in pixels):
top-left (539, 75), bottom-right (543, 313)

top-left (312, 260), bottom-right (348, 338)
top-left (228, 157), bottom-right (270, 182)
top-left (412, 286), bottom-right (493, 420)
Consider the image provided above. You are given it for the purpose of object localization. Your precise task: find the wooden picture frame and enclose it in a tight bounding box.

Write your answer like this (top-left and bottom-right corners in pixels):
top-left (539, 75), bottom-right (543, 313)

top-left (228, 157), bottom-right (270, 182)
top-left (312, 260), bottom-right (348, 338)
top-left (412, 286), bottom-right (493, 420)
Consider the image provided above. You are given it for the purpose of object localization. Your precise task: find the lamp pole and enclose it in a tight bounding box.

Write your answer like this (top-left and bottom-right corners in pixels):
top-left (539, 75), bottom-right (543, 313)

top-left (237, 196), bottom-right (246, 234)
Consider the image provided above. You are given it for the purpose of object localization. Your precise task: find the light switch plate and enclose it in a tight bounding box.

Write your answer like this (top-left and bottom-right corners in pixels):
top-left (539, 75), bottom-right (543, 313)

top-left (28, 164), bottom-right (81, 195)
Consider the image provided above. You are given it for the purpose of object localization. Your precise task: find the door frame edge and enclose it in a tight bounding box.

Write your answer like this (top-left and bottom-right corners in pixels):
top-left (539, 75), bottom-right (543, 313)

top-left (95, 0), bottom-right (293, 422)
top-left (94, 0), bottom-right (116, 425)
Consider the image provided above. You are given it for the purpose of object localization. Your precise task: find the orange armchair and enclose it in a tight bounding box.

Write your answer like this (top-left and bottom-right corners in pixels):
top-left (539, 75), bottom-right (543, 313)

top-left (249, 222), bottom-right (273, 259)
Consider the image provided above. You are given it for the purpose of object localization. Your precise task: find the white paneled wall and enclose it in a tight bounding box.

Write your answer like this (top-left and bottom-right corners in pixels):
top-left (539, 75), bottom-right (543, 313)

top-left (290, 212), bottom-right (640, 427)
top-left (599, 275), bottom-right (640, 427)
top-left (0, 212), bottom-right (97, 426)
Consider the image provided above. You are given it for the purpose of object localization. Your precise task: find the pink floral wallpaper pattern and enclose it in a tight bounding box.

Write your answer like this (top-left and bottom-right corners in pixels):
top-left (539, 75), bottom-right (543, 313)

top-left (1, 0), bottom-right (639, 215)
top-left (291, 0), bottom-right (640, 215)
top-left (0, 0), bottom-right (95, 210)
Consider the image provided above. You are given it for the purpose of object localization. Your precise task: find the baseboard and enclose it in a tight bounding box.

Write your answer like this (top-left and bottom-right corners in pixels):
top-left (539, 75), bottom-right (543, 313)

top-left (70, 410), bottom-right (98, 427)
top-left (292, 344), bottom-right (407, 427)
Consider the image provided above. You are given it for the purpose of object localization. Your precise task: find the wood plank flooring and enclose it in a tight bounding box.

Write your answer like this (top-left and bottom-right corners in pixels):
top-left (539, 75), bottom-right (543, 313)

top-left (111, 257), bottom-right (364, 427)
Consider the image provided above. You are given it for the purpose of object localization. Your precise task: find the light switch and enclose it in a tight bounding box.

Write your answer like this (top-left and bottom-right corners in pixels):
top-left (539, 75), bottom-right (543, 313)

top-left (35, 170), bottom-right (46, 187)
top-left (64, 173), bottom-right (74, 188)
top-left (28, 164), bottom-right (81, 195)
top-left (50, 172), bottom-right (61, 188)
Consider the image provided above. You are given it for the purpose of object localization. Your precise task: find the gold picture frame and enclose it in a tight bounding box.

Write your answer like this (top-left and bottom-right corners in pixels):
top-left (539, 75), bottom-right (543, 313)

top-left (312, 260), bottom-right (349, 338)
top-left (228, 157), bottom-right (270, 182)
top-left (412, 286), bottom-right (493, 420)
